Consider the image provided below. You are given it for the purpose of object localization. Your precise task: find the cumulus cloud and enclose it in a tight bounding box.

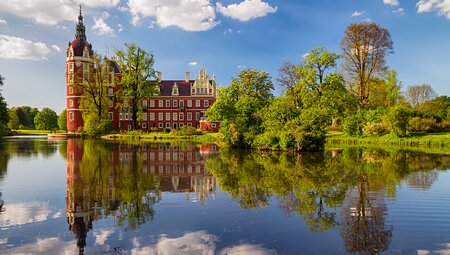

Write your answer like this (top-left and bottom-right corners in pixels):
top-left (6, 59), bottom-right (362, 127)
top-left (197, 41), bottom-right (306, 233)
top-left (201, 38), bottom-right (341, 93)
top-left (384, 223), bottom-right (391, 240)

top-left (94, 228), bottom-right (114, 246)
top-left (118, 23), bottom-right (124, 32)
top-left (216, 0), bottom-right (277, 22)
top-left (417, 0), bottom-right (450, 19)
top-left (0, 19), bottom-right (6, 26)
top-left (51, 44), bottom-right (61, 52)
top-left (188, 61), bottom-right (198, 66)
top-left (393, 7), bottom-right (405, 15)
top-left (352, 11), bottom-right (365, 17)
top-left (123, 0), bottom-right (218, 31)
top-left (0, 35), bottom-right (51, 61)
top-left (219, 244), bottom-right (277, 255)
top-left (0, 0), bottom-right (119, 25)
top-left (92, 17), bottom-right (115, 36)
top-left (0, 201), bottom-right (51, 227)
top-left (0, 237), bottom-right (77, 255)
top-left (383, 0), bottom-right (400, 6)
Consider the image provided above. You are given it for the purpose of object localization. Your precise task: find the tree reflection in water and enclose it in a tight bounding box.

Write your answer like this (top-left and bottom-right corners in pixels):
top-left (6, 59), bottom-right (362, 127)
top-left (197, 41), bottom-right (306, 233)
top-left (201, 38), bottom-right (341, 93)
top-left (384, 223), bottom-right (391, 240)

top-left (206, 147), bottom-right (450, 254)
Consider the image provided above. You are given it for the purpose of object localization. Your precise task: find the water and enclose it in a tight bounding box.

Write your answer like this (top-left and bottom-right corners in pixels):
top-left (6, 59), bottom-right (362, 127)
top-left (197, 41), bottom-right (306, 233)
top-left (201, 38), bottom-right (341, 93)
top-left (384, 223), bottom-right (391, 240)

top-left (0, 138), bottom-right (450, 254)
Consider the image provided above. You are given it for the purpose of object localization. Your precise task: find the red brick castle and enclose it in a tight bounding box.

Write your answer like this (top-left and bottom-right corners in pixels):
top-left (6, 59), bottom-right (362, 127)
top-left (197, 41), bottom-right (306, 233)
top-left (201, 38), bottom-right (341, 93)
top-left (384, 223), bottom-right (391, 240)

top-left (66, 8), bottom-right (218, 132)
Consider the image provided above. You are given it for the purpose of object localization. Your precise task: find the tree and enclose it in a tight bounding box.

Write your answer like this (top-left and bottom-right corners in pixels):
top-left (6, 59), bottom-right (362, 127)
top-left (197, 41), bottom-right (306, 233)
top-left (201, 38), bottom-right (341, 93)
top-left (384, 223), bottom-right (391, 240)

top-left (34, 108), bottom-right (58, 130)
top-left (341, 22), bottom-right (394, 109)
top-left (116, 43), bottom-right (159, 130)
top-left (277, 61), bottom-right (301, 106)
top-left (7, 109), bottom-right (19, 130)
top-left (58, 109), bottom-right (67, 131)
top-left (385, 69), bottom-right (402, 107)
top-left (206, 69), bottom-right (274, 148)
top-left (404, 84), bottom-right (437, 109)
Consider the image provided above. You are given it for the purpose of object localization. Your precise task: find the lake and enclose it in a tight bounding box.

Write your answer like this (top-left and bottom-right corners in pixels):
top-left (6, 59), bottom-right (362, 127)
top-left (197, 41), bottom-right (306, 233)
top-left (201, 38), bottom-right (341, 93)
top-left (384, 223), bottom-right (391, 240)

top-left (0, 138), bottom-right (450, 254)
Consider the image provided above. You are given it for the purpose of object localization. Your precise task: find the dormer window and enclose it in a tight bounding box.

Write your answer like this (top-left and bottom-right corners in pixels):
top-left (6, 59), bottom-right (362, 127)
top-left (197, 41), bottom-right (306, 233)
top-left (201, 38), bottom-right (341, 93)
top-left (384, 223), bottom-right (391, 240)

top-left (172, 83), bottom-right (179, 96)
top-left (83, 47), bottom-right (89, 57)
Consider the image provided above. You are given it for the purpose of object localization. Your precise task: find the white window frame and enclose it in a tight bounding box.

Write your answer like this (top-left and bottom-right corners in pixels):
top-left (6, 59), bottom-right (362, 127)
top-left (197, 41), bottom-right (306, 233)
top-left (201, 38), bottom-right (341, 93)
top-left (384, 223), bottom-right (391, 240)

top-left (158, 100), bottom-right (163, 107)
top-left (158, 123), bottom-right (163, 128)
top-left (187, 112), bottom-right (192, 121)
top-left (166, 112), bottom-right (171, 121)
top-left (158, 113), bottom-right (163, 121)
top-left (195, 100), bottom-right (200, 107)
top-left (187, 100), bottom-right (192, 107)
top-left (204, 100), bottom-right (209, 107)
top-left (150, 100), bottom-right (155, 107)
top-left (143, 112), bottom-right (148, 121)
top-left (173, 112), bottom-right (178, 121)
top-left (150, 113), bottom-right (155, 121)
top-left (179, 113), bottom-right (184, 120)
top-left (165, 100), bottom-right (170, 107)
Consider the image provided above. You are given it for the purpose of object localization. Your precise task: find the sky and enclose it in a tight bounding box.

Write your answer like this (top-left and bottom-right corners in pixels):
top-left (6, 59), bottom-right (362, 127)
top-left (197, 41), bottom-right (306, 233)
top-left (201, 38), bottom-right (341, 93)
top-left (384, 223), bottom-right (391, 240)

top-left (0, 0), bottom-right (450, 113)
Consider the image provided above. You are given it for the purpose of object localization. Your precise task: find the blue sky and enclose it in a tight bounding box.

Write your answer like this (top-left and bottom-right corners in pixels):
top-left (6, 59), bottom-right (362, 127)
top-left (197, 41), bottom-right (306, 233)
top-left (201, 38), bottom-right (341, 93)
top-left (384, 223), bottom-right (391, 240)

top-left (0, 0), bottom-right (449, 113)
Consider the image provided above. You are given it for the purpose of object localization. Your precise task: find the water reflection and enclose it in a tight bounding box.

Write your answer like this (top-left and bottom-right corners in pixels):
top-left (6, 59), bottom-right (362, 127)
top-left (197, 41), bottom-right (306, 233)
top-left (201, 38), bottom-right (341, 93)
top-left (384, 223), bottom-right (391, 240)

top-left (65, 139), bottom-right (217, 254)
top-left (205, 148), bottom-right (450, 254)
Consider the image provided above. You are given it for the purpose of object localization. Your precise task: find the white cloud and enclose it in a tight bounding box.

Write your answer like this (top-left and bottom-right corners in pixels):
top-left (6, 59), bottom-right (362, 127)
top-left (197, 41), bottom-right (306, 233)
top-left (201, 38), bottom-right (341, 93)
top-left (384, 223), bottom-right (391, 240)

top-left (0, 0), bottom-right (119, 25)
top-left (118, 23), bottom-right (124, 32)
top-left (92, 17), bottom-right (115, 36)
top-left (0, 237), bottom-right (77, 255)
top-left (123, 0), bottom-right (218, 31)
top-left (93, 228), bottom-right (114, 246)
top-left (383, 0), bottom-right (400, 6)
top-left (417, 0), bottom-right (450, 19)
top-left (51, 44), bottom-right (61, 52)
top-left (393, 7), bottom-right (405, 15)
top-left (352, 11), bottom-right (365, 17)
top-left (0, 19), bottom-right (6, 26)
top-left (216, 0), bottom-right (277, 22)
top-left (0, 35), bottom-right (51, 61)
top-left (219, 244), bottom-right (277, 255)
top-left (189, 61), bottom-right (198, 66)
top-left (0, 201), bottom-right (51, 227)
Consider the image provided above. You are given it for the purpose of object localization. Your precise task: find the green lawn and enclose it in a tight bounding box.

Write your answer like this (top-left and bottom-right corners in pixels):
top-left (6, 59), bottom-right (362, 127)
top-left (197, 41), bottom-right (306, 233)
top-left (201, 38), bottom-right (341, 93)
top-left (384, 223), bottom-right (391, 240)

top-left (327, 132), bottom-right (450, 148)
top-left (12, 130), bottom-right (66, 135)
top-left (101, 132), bottom-right (223, 145)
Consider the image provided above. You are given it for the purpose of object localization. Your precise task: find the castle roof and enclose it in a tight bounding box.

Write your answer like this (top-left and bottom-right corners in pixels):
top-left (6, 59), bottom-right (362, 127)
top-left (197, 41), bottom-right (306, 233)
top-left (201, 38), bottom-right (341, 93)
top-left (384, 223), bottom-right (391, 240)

top-left (69, 6), bottom-right (93, 57)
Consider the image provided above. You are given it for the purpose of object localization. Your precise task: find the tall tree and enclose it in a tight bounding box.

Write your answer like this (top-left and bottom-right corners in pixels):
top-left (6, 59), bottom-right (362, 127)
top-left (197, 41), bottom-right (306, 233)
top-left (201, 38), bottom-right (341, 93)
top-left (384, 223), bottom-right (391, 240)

top-left (34, 108), bottom-right (58, 130)
top-left (116, 43), bottom-right (159, 130)
top-left (78, 54), bottom-right (111, 119)
top-left (0, 75), bottom-right (9, 135)
top-left (277, 61), bottom-right (301, 106)
top-left (7, 109), bottom-right (19, 130)
top-left (58, 109), bottom-right (67, 131)
top-left (341, 22), bottom-right (394, 109)
top-left (404, 84), bottom-right (437, 109)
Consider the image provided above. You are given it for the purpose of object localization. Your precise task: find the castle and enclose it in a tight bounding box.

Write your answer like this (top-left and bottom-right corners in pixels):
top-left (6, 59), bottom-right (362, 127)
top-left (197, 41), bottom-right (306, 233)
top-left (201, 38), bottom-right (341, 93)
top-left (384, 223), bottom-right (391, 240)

top-left (66, 7), bottom-right (218, 132)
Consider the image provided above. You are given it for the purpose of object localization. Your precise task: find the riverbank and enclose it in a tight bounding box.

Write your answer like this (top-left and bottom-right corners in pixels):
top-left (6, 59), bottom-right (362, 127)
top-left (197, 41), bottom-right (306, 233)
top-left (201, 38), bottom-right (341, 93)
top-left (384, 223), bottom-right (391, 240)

top-left (327, 132), bottom-right (450, 148)
top-left (101, 132), bottom-right (222, 145)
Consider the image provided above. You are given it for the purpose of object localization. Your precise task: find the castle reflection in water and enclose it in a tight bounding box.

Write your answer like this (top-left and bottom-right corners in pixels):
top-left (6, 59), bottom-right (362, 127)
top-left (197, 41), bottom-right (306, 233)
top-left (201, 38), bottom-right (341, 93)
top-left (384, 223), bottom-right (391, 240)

top-left (65, 139), bottom-right (218, 254)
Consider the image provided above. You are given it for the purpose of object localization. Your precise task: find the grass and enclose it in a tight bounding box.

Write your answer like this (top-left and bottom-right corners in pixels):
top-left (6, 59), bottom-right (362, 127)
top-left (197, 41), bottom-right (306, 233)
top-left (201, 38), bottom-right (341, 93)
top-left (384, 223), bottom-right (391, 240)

top-left (101, 132), bottom-right (223, 145)
top-left (11, 129), bottom-right (66, 135)
top-left (327, 132), bottom-right (450, 148)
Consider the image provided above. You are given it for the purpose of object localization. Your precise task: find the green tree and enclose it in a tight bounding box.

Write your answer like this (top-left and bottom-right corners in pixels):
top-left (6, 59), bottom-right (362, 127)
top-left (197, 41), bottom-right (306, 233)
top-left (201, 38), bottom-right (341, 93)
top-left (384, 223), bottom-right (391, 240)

top-left (206, 69), bottom-right (274, 148)
top-left (116, 43), bottom-right (159, 130)
top-left (34, 108), bottom-right (58, 130)
top-left (7, 109), bottom-right (19, 130)
top-left (341, 23), bottom-right (394, 109)
top-left (385, 70), bottom-right (402, 107)
top-left (58, 109), bottom-right (67, 131)
top-left (0, 97), bottom-right (9, 135)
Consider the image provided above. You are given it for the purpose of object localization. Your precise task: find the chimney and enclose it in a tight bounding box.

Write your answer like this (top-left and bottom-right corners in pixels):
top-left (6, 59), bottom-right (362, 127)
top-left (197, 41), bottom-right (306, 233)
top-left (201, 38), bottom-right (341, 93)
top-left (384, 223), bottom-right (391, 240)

top-left (185, 72), bottom-right (190, 82)
top-left (157, 71), bottom-right (162, 81)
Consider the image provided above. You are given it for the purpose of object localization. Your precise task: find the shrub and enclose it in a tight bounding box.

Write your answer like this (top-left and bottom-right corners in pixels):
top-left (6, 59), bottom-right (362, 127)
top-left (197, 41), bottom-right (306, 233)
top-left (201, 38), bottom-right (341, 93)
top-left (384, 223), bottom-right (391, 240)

top-left (440, 120), bottom-right (450, 132)
top-left (384, 105), bottom-right (411, 137)
top-left (254, 131), bottom-right (280, 150)
top-left (362, 122), bottom-right (388, 137)
top-left (170, 126), bottom-right (201, 136)
top-left (409, 117), bottom-right (439, 132)
top-left (342, 111), bottom-right (365, 137)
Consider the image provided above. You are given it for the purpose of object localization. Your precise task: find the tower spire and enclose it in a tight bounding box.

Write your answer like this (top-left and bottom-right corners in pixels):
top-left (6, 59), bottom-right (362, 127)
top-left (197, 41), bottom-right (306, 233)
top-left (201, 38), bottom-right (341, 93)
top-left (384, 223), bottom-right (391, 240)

top-left (75, 5), bottom-right (86, 41)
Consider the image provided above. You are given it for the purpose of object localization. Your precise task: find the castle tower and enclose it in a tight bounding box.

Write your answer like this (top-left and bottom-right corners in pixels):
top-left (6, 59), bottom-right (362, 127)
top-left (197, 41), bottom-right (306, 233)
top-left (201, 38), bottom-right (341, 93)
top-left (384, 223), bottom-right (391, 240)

top-left (66, 6), bottom-right (94, 132)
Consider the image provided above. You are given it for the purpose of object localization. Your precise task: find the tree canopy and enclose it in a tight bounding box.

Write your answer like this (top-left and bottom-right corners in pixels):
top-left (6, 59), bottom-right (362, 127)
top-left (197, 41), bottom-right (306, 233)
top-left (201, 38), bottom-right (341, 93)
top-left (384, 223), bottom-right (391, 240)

top-left (34, 108), bottom-right (58, 130)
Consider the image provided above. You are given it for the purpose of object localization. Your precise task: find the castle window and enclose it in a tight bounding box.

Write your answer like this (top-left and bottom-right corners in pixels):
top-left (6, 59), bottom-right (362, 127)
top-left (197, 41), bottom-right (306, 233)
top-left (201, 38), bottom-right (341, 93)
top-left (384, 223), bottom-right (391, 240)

top-left (119, 113), bottom-right (123, 120)
top-left (187, 112), bottom-right (192, 121)
top-left (165, 100), bottom-right (170, 107)
top-left (69, 100), bottom-right (74, 107)
top-left (204, 100), bottom-right (209, 107)
top-left (179, 100), bottom-right (184, 108)
top-left (69, 63), bottom-right (74, 71)
top-left (173, 100), bottom-right (178, 107)
top-left (187, 100), bottom-right (192, 107)
top-left (195, 100), bottom-right (200, 107)
top-left (195, 112), bottom-right (200, 121)
top-left (158, 100), bottom-right (163, 107)
top-left (166, 113), bottom-right (171, 121)
top-left (143, 113), bottom-right (147, 121)
top-left (150, 100), bottom-right (155, 107)
top-left (158, 113), bottom-right (163, 121)
top-left (166, 123), bottom-right (170, 128)
top-left (142, 100), bottom-right (147, 108)
top-left (159, 123), bottom-right (163, 128)
top-left (212, 123), bottom-right (217, 128)
top-left (125, 113), bottom-right (129, 120)
top-left (179, 113), bottom-right (184, 120)
top-left (142, 123), bottom-right (147, 129)
top-left (173, 112), bottom-right (177, 121)
top-left (150, 113), bottom-right (155, 121)
top-left (83, 49), bottom-right (89, 58)
top-left (69, 112), bottom-right (74, 121)
top-left (83, 63), bottom-right (88, 72)
top-left (108, 88), bottom-right (113, 96)
top-left (69, 87), bottom-right (74, 94)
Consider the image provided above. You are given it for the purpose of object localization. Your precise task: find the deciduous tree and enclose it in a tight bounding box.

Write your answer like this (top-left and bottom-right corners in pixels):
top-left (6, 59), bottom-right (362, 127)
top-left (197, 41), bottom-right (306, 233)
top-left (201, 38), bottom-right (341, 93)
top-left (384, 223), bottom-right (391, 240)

top-left (341, 22), bottom-right (394, 109)
top-left (116, 43), bottom-right (159, 130)
top-left (404, 84), bottom-right (436, 109)
top-left (58, 109), bottom-right (67, 131)
top-left (34, 108), bottom-right (58, 130)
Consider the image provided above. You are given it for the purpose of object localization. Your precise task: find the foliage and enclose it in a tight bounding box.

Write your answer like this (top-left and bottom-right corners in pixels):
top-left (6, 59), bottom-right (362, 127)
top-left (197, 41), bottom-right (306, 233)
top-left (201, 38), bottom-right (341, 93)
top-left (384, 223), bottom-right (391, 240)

top-left (341, 22), bottom-right (394, 109)
top-left (116, 43), bottom-right (159, 130)
top-left (362, 122), bottom-right (388, 137)
top-left (342, 110), bottom-right (365, 137)
top-left (0, 96), bottom-right (9, 135)
top-left (83, 113), bottom-right (111, 136)
top-left (34, 108), bottom-right (58, 130)
top-left (409, 117), bottom-right (439, 133)
top-left (170, 126), bottom-right (201, 136)
top-left (384, 105), bottom-right (411, 137)
top-left (58, 109), bottom-right (67, 131)
top-left (8, 109), bottom-right (19, 130)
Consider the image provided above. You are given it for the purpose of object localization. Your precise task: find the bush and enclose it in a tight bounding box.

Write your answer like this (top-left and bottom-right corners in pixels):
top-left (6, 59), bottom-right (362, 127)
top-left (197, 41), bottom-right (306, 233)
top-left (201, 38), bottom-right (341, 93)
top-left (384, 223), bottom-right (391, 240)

top-left (170, 126), bottom-right (202, 136)
top-left (439, 120), bottom-right (450, 132)
top-left (362, 122), bottom-right (388, 137)
top-left (253, 131), bottom-right (280, 150)
top-left (163, 127), bottom-right (171, 133)
top-left (384, 105), bottom-right (411, 137)
top-left (342, 111), bottom-right (365, 137)
top-left (409, 117), bottom-right (439, 132)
